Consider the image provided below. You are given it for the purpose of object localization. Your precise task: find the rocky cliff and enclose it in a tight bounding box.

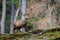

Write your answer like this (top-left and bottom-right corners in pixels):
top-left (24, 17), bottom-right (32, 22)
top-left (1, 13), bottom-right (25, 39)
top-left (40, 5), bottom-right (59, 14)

top-left (26, 0), bottom-right (60, 30)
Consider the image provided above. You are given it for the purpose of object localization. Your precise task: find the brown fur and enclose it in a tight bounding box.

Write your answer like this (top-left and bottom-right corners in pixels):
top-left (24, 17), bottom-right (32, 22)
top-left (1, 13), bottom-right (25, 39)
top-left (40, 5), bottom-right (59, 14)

top-left (13, 19), bottom-right (27, 32)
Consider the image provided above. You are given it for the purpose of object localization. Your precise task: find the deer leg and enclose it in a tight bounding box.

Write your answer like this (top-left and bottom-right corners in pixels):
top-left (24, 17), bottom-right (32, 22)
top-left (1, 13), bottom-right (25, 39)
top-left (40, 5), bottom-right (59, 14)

top-left (20, 26), bottom-right (26, 32)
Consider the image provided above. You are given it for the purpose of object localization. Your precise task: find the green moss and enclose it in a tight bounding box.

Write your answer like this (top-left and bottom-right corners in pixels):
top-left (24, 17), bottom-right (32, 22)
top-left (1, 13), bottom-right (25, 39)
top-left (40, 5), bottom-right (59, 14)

top-left (0, 28), bottom-right (60, 40)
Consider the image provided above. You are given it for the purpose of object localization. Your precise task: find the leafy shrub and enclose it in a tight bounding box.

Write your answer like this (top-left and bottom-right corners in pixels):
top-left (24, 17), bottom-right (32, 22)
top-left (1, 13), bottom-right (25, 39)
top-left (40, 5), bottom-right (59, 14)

top-left (26, 22), bottom-right (33, 31)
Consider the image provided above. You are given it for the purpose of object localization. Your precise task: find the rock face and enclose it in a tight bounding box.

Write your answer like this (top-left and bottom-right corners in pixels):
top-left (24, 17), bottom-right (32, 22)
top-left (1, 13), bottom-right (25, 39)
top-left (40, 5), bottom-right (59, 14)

top-left (26, 0), bottom-right (60, 29)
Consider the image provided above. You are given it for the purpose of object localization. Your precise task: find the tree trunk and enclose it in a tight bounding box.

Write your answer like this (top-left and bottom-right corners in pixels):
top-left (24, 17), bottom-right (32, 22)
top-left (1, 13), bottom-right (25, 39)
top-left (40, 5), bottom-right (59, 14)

top-left (10, 0), bottom-right (15, 34)
top-left (1, 0), bottom-right (6, 34)
top-left (21, 0), bottom-right (27, 20)
top-left (14, 6), bottom-right (20, 21)
top-left (21, 0), bottom-right (27, 32)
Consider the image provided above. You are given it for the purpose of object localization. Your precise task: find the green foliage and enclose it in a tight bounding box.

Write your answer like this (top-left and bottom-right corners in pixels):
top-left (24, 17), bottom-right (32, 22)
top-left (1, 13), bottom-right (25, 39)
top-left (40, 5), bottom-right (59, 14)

top-left (14, 0), bottom-right (19, 4)
top-left (0, 0), bottom-right (22, 33)
top-left (6, 14), bottom-right (11, 21)
top-left (6, 2), bottom-right (12, 9)
top-left (26, 22), bottom-right (33, 30)
top-left (0, 0), bottom-right (2, 20)
top-left (0, 12), bottom-right (2, 20)
top-left (0, 28), bottom-right (60, 40)
top-left (17, 13), bottom-right (21, 20)
top-left (32, 17), bottom-right (39, 21)
top-left (57, 8), bottom-right (60, 14)
top-left (0, 1), bottom-right (2, 10)
top-left (55, 8), bottom-right (60, 18)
